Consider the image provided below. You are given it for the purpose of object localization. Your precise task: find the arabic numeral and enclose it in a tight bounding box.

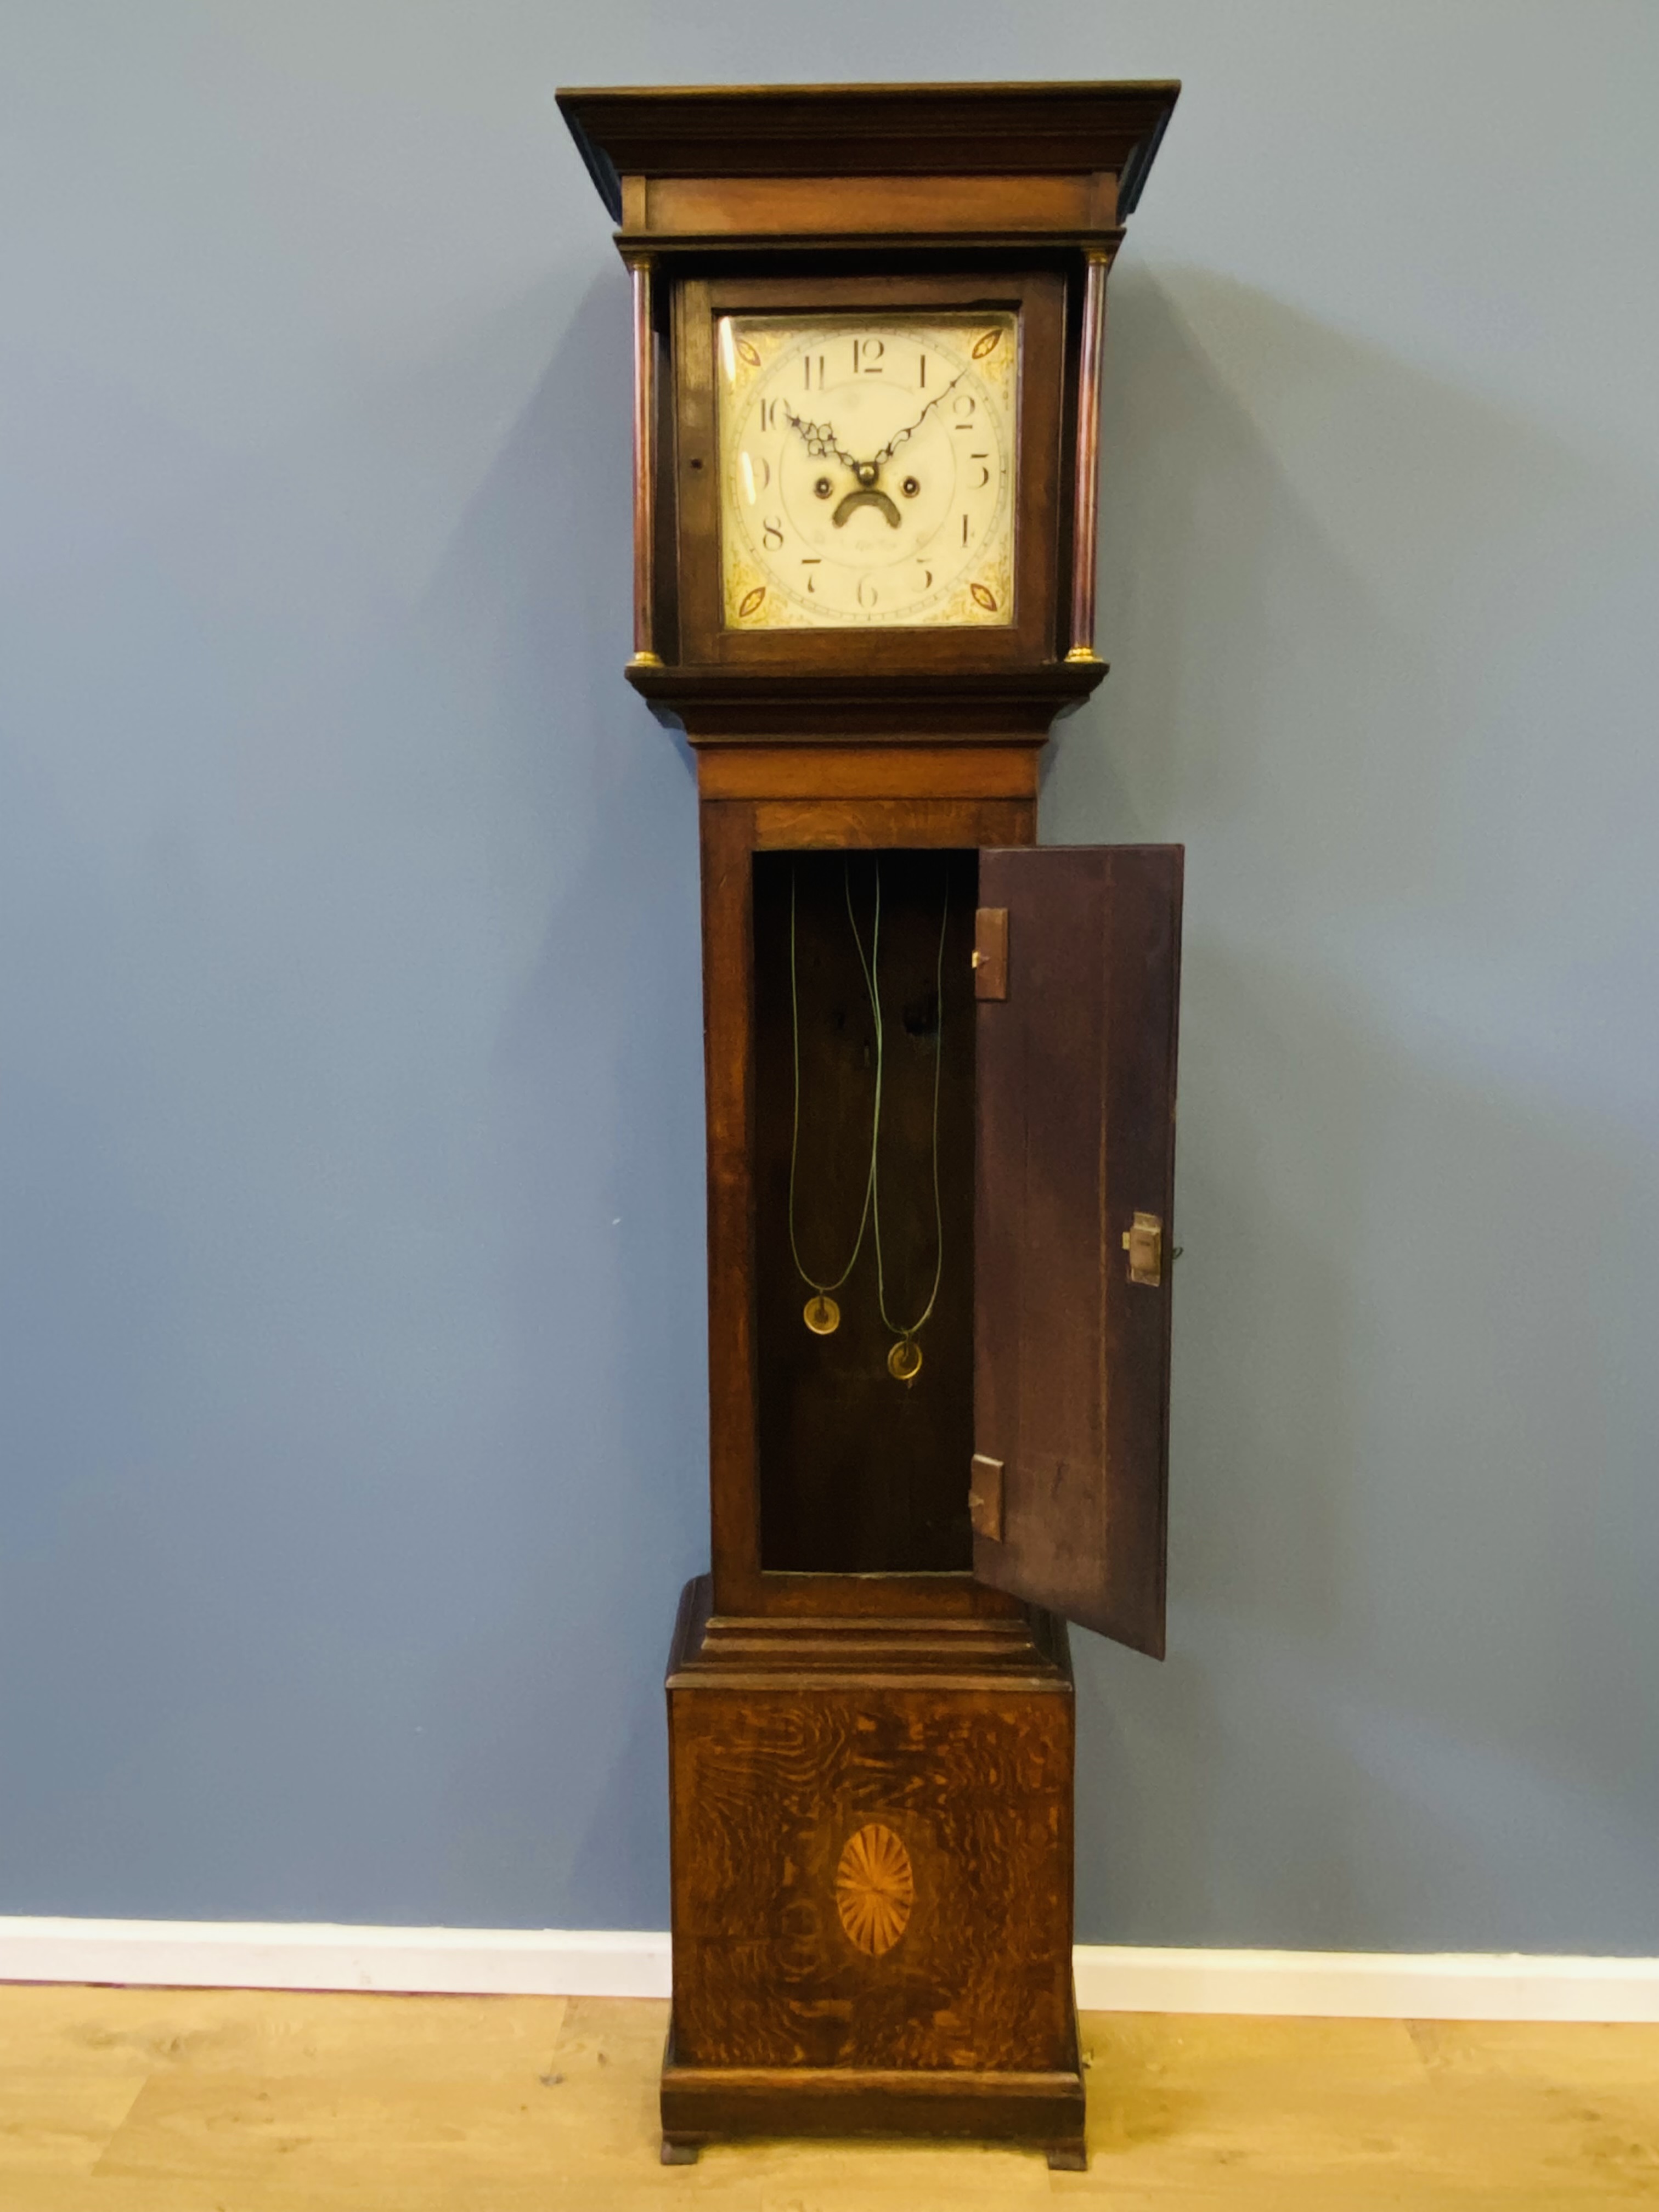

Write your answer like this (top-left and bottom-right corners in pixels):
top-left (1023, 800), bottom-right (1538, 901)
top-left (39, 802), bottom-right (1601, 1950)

top-left (803, 354), bottom-right (826, 391)
top-left (763, 515), bottom-right (785, 551)
top-left (852, 336), bottom-right (884, 375)
top-left (738, 451), bottom-right (771, 505)
top-left (857, 575), bottom-right (878, 610)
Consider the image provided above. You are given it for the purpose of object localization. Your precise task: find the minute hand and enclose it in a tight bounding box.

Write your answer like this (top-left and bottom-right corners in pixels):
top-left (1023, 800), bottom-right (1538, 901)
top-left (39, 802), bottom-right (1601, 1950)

top-left (868, 370), bottom-right (968, 471)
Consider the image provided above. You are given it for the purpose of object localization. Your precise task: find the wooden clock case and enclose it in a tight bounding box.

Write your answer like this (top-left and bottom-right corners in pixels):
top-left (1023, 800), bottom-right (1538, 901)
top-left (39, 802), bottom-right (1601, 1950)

top-left (557, 81), bottom-right (1183, 2170)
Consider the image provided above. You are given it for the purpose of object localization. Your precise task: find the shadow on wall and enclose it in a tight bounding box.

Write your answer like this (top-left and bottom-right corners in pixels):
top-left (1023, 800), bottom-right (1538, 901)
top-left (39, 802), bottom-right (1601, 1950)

top-left (0, 259), bottom-right (715, 1927)
top-left (399, 276), bottom-right (709, 1930)
top-left (1052, 269), bottom-right (1658, 1953)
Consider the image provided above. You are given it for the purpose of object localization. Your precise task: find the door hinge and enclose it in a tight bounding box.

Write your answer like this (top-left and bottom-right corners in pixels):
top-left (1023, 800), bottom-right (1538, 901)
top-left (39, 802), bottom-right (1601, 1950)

top-left (968, 1453), bottom-right (1005, 1541)
top-left (972, 908), bottom-right (1008, 1000)
top-left (1122, 1212), bottom-right (1163, 1286)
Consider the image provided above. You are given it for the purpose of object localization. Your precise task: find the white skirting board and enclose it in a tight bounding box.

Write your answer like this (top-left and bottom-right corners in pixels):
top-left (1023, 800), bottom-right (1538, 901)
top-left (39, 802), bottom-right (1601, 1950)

top-left (1, 1920), bottom-right (1655, 2023)
top-left (1070, 1946), bottom-right (1659, 2022)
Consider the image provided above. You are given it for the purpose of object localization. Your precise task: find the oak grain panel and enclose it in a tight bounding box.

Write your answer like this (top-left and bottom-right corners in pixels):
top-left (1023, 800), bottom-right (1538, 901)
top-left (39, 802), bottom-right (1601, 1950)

top-left (698, 799), bottom-right (761, 1604)
top-left (697, 745), bottom-right (1040, 803)
top-left (668, 1675), bottom-right (1075, 2074)
top-left (973, 845), bottom-right (1183, 1655)
top-left (646, 172), bottom-right (1107, 236)
top-left (753, 798), bottom-right (1034, 851)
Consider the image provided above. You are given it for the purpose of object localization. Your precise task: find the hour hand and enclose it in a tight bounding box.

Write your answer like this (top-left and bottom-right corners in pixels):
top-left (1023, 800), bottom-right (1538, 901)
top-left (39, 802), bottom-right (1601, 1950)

top-left (780, 408), bottom-right (902, 527)
top-left (779, 404), bottom-right (859, 472)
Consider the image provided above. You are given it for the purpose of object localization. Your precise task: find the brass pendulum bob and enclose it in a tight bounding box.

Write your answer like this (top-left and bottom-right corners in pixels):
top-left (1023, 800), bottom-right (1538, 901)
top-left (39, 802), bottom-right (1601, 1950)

top-left (887, 1338), bottom-right (923, 1385)
top-left (804, 1293), bottom-right (840, 1335)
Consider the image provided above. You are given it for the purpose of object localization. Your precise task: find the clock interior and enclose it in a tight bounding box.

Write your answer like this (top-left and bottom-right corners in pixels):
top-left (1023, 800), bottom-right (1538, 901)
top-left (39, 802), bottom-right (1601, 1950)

top-left (752, 848), bottom-right (978, 1575)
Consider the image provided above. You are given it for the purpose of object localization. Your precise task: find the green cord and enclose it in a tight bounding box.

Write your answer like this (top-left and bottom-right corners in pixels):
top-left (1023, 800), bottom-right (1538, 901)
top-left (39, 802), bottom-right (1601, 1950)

top-left (787, 855), bottom-right (949, 1357)
top-left (871, 865), bottom-right (949, 1350)
top-left (787, 861), bottom-right (879, 1300)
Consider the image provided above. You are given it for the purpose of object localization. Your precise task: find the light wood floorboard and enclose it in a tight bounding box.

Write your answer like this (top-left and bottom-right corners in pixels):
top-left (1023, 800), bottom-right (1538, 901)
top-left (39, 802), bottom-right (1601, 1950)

top-left (1, 1985), bottom-right (1655, 2207)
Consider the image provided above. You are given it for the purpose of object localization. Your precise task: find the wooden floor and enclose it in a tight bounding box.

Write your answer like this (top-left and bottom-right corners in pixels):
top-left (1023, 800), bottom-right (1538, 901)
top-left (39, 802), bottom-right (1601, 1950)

top-left (2, 1985), bottom-right (1655, 2208)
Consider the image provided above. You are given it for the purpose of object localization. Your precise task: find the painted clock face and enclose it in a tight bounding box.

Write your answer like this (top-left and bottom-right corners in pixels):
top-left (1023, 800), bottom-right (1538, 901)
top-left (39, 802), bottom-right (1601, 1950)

top-left (716, 312), bottom-right (1018, 630)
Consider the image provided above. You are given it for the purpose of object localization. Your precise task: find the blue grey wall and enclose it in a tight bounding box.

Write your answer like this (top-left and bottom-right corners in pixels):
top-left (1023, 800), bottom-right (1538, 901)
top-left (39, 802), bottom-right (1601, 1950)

top-left (3, 4), bottom-right (1655, 1951)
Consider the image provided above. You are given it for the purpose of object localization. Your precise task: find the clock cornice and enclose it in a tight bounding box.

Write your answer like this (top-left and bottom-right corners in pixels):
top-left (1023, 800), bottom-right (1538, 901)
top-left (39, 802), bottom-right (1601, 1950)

top-left (556, 81), bottom-right (1181, 241)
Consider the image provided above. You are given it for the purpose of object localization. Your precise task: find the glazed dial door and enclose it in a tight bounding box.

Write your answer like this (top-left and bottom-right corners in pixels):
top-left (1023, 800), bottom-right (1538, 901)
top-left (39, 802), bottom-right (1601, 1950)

top-left (716, 313), bottom-right (1018, 630)
top-left (971, 847), bottom-right (1183, 1656)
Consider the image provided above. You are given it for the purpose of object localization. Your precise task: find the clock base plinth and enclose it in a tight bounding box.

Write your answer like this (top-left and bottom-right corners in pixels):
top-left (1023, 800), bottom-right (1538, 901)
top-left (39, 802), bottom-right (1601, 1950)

top-left (660, 2014), bottom-right (1087, 2163)
top-left (663, 1575), bottom-right (1082, 2158)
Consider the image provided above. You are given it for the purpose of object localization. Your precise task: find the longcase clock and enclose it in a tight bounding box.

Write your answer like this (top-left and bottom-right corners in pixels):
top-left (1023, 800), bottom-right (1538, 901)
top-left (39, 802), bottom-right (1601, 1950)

top-left (557, 79), bottom-right (1183, 2170)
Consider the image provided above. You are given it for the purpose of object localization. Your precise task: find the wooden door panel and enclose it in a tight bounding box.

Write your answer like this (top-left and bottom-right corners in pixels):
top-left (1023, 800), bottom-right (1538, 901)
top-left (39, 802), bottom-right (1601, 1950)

top-left (972, 846), bottom-right (1182, 1654)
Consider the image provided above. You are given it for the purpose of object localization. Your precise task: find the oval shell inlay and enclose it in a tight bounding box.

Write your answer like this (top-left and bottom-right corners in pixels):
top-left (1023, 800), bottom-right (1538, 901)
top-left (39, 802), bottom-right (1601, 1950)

top-left (834, 1822), bottom-right (915, 1957)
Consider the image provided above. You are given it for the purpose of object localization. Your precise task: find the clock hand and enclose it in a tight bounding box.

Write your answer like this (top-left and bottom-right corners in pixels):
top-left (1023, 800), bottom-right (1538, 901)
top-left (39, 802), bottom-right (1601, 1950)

top-left (780, 367), bottom-right (966, 529)
top-left (780, 402), bottom-right (899, 527)
top-left (826, 370), bottom-right (967, 528)
top-left (869, 369), bottom-right (968, 471)
top-left (781, 363), bottom-right (968, 489)
top-left (778, 404), bottom-right (860, 473)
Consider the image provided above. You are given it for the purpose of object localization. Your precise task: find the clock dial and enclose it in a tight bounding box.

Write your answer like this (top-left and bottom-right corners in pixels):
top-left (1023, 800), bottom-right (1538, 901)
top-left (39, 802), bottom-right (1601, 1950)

top-left (718, 313), bottom-right (1018, 629)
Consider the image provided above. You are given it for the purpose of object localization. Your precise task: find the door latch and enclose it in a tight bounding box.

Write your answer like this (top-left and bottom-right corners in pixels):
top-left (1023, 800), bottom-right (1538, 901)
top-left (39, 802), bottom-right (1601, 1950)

top-left (972, 908), bottom-right (1008, 1000)
top-left (968, 1453), bottom-right (1005, 1541)
top-left (1122, 1212), bottom-right (1163, 1286)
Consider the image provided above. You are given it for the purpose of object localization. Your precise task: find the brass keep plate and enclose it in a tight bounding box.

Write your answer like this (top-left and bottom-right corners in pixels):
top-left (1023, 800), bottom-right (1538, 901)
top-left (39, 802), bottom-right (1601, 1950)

top-left (968, 1452), bottom-right (1005, 1542)
top-left (1122, 1211), bottom-right (1163, 1286)
top-left (973, 907), bottom-right (1008, 1000)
